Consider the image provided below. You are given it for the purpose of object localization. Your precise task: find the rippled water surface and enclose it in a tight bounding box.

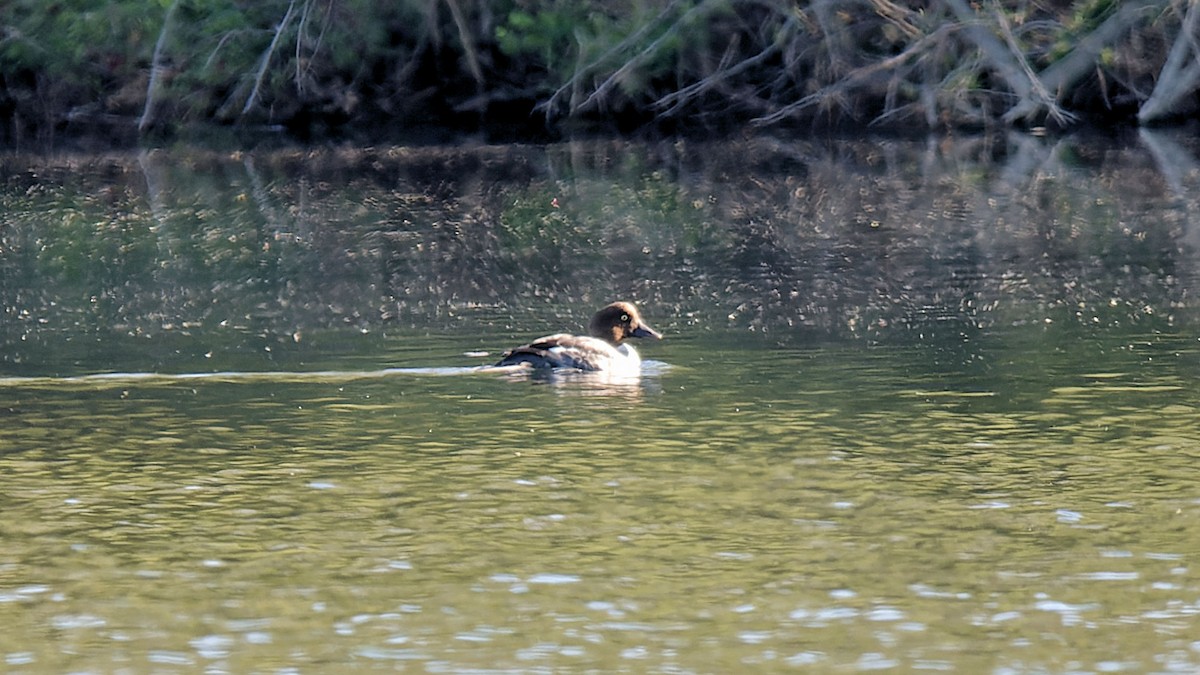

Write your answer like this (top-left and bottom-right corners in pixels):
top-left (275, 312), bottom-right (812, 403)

top-left (5, 133), bottom-right (1200, 672)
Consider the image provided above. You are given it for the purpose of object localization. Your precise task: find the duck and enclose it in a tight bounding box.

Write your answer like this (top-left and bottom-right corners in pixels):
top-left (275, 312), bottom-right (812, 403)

top-left (495, 301), bottom-right (662, 372)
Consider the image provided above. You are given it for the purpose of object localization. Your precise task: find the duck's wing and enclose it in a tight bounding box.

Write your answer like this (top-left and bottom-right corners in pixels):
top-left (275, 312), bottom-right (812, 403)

top-left (495, 334), bottom-right (617, 371)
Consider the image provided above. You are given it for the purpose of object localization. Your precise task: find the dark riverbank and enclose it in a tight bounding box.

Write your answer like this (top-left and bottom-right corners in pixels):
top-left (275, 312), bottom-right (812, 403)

top-left (5, 1), bottom-right (1200, 148)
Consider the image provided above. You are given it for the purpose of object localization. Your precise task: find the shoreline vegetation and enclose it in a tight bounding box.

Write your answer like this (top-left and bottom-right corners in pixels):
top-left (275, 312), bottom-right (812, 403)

top-left (3, 1), bottom-right (1200, 146)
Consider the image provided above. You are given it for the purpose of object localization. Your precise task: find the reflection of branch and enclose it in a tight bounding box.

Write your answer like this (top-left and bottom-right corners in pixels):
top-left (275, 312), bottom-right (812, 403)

top-left (1138, 128), bottom-right (1196, 200)
top-left (242, 156), bottom-right (284, 234)
top-left (137, 150), bottom-right (168, 221)
top-left (1138, 128), bottom-right (1200, 249)
top-left (1139, 0), bottom-right (1200, 123)
top-left (995, 132), bottom-right (1074, 197)
top-left (139, 0), bottom-right (180, 132)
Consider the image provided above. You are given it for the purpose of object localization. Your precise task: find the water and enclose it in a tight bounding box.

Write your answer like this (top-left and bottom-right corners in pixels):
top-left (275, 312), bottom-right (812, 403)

top-left (4, 133), bottom-right (1200, 672)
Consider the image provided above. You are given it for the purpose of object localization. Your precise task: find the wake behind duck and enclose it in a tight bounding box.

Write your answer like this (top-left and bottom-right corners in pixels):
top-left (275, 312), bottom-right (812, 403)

top-left (0, 302), bottom-right (665, 389)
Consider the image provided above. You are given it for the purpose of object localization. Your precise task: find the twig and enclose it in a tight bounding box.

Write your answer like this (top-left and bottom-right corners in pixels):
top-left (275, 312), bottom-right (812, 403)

top-left (204, 31), bottom-right (242, 71)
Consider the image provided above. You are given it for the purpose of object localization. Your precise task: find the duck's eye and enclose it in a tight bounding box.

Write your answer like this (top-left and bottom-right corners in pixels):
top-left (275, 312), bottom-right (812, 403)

top-left (621, 314), bottom-right (630, 322)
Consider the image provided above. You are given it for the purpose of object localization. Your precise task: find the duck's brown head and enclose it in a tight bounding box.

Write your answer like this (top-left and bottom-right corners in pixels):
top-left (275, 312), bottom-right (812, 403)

top-left (588, 301), bottom-right (662, 346)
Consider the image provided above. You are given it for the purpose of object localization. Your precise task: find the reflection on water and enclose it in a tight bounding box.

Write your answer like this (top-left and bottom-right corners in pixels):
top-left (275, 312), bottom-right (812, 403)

top-left (4, 133), bottom-right (1200, 671)
top-left (0, 358), bottom-right (672, 401)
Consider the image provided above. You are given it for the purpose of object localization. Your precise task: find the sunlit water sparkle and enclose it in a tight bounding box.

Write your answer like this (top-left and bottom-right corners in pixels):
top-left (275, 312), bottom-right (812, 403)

top-left (5, 134), bottom-right (1200, 672)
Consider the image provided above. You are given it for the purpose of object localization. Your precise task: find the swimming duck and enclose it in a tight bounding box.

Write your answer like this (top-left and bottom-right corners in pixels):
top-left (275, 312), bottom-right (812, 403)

top-left (495, 301), bottom-right (662, 372)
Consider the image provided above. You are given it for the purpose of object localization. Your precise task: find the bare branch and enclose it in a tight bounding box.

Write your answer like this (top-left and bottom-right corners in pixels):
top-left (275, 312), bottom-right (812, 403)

top-left (139, 0), bottom-right (180, 133)
top-left (1139, 0), bottom-right (1200, 123)
top-left (989, 2), bottom-right (1075, 125)
top-left (811, 0), bottom-right (853, 72)
top-left (941, 0), bottom-right (1032, 100)
top-left (444, 0), bottom-right (484, 85)
top-left (653, 17), bottom-right (797, 116)
top-left (1039, 0), bottom-right (1163, 94)
top-left (243, 0), bottom-right (299, 116)
top-left (538, 0), bottom-right (686, 119)
top-left (939, 0), bottom-right (1082, 125)
top-left (752, 22), bottom-right (957, 126)
top-left (869, 0), bottom-right (924, 41)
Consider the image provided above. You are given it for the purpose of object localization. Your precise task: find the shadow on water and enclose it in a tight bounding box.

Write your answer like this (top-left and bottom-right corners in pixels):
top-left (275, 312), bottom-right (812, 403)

top-left (4, 132), bottom-right (1200, 671)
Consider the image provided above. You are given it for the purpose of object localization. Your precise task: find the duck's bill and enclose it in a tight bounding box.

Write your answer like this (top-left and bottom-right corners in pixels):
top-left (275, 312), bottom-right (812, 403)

top-left (631, 325), bottom-right (663, 340)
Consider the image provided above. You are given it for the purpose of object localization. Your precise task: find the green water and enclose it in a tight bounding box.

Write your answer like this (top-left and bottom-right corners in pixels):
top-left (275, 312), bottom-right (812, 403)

top-left (4, 134), bottom-right (1200, 672)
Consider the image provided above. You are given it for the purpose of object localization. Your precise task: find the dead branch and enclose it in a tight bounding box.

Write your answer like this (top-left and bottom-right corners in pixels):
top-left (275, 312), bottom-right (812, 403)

top-left (811, 0), bottom-right (853, 72)
top-left (444, 0), bottom-right (484, 85)
top-left (1138, 0), bottom-right (1200, 123)
top-left (139, 0), bottom-right (180, 132)
top-left (990, 2), bottom-right (1075, 125)
top-left (1039, 0), bottom-right (1163, 95)
top-left (539, 0), bottom-right (686, 119)
top-left (752, 22), bottom-right (958, 126)
top-left (941, 0), bottom-right (1031, 100)
top-left (243, 0), bottom-right (299, 116)
top-left (575, 1), bottom-right (719, 115)
top-left (869, 0), bottom-right (923, 41)
top-left (653, 17), bottom-right (797, 116)
top-left (294, 0), bottom-right (327, 94)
